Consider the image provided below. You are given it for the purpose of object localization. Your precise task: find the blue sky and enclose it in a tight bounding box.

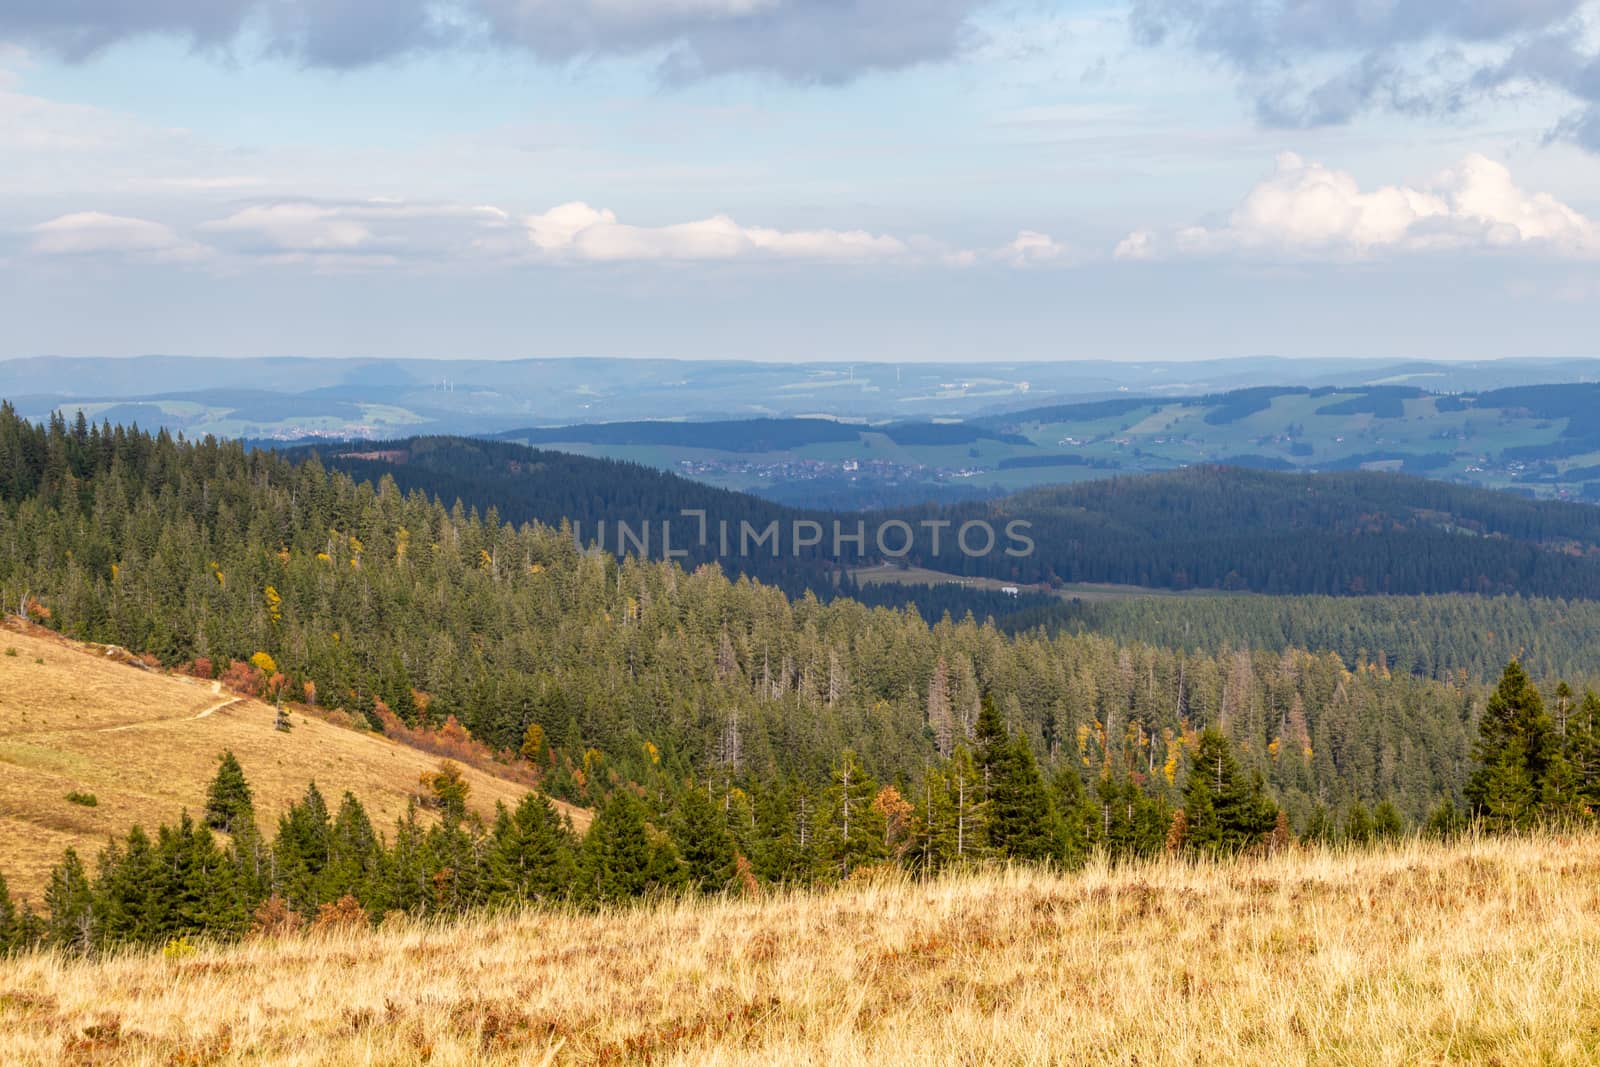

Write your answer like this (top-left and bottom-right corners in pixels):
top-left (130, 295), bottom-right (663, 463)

top-left (3, 1), bottom-right (1599, 360)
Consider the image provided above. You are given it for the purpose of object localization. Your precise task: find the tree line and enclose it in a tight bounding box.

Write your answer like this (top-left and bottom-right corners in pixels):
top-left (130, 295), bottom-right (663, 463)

top-left (5, 659), bottom-right (1592, 956)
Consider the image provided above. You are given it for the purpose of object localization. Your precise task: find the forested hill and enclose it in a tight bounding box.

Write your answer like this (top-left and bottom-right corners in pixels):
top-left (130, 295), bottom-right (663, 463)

top-left (303, 437), bottom-right (1600, 601)
top-left (302, 437), bottom-right (821, 594)
top-left (908, 466), bottom-right (1600, 598)
top-left (0, 402), bottom-right (1529, 826)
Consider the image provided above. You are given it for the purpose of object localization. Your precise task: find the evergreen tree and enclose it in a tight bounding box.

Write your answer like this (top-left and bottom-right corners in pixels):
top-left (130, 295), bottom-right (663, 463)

top-left (1466, 661), bottom-right (1557, 831)
top-left (1183, 728), bottom-right (1277, 856)
top-left (671, 786), bottom-right (737, 893)
top-left (580, 791), bottom-right (661, 903)
top-left (818, 750), bottom-right (887, 878)
top-left (1424, 799), bottom-right (1466, 839)
top-left (273, 782), bottom-right (334, 913)
top-left (1051, 764), bottom-right (1093, 867)
top-left (95, 826), bottom-right (168, 946)
top-left (1571, 691), bottom-right (1600, 807)
top-left (485, 793), bottom-right (576, 905)
top-left (970, 696), bottom-right (1058, 862)
top-left (0, 869), bottom-right (23, 955)
top-left (1372, 800), bottom-right (1405, 841)
top-left (44, 848), bottom-right (94, 951)
top-left (204, 750), bottom-right (254, 834)
top-left (1301, 803), bottom-right (1336, 845)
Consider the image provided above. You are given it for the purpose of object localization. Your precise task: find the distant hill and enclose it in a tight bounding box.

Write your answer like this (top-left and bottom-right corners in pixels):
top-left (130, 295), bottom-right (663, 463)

top-left (304, 434), bottom-right (1600, 602)
top-left (907, 466), bottom-right (1600, 598)
top-left (477, 382), bottom-right (1600, 506)
top-left (7, 354), bottom-right (1600, 444)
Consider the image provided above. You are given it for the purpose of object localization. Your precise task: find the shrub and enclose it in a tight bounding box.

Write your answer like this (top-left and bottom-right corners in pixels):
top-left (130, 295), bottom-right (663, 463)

top-left (162, 937), bottom-right (197, 961)
top-left (3, 647), bottom-right (16, 657)
top-left (65, 791), bottom-right (98, 807)
top-left (313, 895), bottom-right (369, 932)
top-left (249, 895), bottom-right (303, 939)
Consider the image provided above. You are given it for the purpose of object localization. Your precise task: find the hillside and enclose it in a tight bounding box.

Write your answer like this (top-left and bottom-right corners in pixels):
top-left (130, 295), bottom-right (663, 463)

top-left (476, 381), bottom-right (1600, 505)
top-left (302, 435), bottom-right (1600, 603)
top-left (14, 354), bottom-right (1597, 440)
top-left (0, 623), bottom-right (584, 896)
top-left (1, 833), bottom-right (1596, 1065)
top-left (0, 405), bottom-right (1524, 827)
top-left (913, 466), bottom-right (1600, 598)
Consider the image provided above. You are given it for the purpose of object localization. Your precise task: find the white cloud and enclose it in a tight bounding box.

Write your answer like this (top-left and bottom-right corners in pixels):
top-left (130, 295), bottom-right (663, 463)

top-left (202, 199), bottom-right (511, 255)
top-left (25, 195), bottom-right (1081, 274)
top-left (30, 211), bottom-right (208, 262)
top-left (999, 230), bottom-right (1073, 266)
top-left (1118, 153), bottom-right (1600, 261)
top-left (522, 201), bottom-right (910, 263)
top-left (205, 203), bottom-right (375, 251)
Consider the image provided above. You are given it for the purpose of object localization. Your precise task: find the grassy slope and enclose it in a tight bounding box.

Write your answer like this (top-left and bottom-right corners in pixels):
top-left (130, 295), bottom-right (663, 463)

top-left (0, 623), bottom-right (586, 897)
top-left (1, 833), bottom-right (1597, 1064)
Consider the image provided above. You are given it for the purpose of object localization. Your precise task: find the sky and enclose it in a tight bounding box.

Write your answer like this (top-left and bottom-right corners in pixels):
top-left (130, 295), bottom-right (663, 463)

top-left (2, 0), bottom-right (1600, 361)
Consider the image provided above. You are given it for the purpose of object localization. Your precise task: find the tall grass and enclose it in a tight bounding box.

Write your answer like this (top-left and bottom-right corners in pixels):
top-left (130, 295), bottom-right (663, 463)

top-left (2, 832), bottom-right (1598, 1065)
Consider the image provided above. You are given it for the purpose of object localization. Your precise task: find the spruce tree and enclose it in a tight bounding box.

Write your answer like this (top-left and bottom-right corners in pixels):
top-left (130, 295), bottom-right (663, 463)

top-left (204, 751), bottom-right (254, 834)
top-left (1183, 728), bottom-right (1277, 855)
top-left (0, 869), bottom-right (21, 955)
top-left (1051, 764), bottom-right (1093, 867)
top-left (486, 793), bottom-right (577, 905)
top-left (1571, 691), bottom-right (1600, 807)
top-left (44, 848), bottom-right (94, 951)
top-left (671, 786), bottom-right (736, 893)
top-left (95, 826), bottom-right (168, 946)
top-left (818, 750), bottom-right (887, 878)
top-left (580, 791), bottom-right (657, 903)
top-left (1466, 660), bottom-right (1557, 831)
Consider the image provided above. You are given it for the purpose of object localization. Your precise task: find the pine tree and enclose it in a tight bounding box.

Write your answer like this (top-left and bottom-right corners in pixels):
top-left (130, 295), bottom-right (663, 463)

top-left (580, 791), bottom-right (657, 903)
top-left (818, 750), bottom-right (887, 878)
top-left (1183, 728), bottom-right (1277, 856)
top-left (974, 696), bottom-right (1059, 862)
top-left (1466, 661), bottom-right (1557, 831)
top-left (0, 869), bottom-right (22, 955)
top-left (671, 786), bottom-right (737, 893)
top-left (204, 751), bottom-right (254, 834)
top-left (44, 848), bottom-right (94, 951)
top-left (486, 793), bottom-right (576, 905)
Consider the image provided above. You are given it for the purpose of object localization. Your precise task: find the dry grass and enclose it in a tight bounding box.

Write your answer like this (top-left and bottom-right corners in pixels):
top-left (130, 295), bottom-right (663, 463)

top-left (2, 832), bottom-right (1599, 1065)
top-left (0, 623), bottom-right (586, 897)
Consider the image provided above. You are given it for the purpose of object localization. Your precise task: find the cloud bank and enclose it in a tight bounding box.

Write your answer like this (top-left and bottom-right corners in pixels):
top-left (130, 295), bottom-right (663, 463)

top-left (1117, 152), bottom-right (1600, 261)
top-left (0, 0), bottom-right (990, 83)
top-left (1131, 0), bottom-right (1600, 150)
top-left (27, 197), bottom-right (1060, 270)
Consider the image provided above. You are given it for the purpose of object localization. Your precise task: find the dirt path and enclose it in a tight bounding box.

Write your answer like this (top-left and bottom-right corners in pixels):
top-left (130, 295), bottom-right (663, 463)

top-left (98, 681), bottom-right (243, 732)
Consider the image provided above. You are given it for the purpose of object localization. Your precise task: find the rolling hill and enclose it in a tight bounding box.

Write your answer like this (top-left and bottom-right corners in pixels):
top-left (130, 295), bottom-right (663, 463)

top-left (911, 466), bottom-right (1600, 597)
top-left (303, 435), bottom-right (1600, 602)
top-left (492, 382), bottom-right (1600, 505)
top-left (0, 621), bottom-right (585, 897)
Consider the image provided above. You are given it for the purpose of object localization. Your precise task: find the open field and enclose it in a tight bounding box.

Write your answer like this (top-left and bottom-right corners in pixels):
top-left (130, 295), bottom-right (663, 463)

top-left (0, 833), bottom-right (1597, 1064)
top-left (852, 564), bottom-right (1243, 602)
top-left (0, 623), bottom-right (585, 897)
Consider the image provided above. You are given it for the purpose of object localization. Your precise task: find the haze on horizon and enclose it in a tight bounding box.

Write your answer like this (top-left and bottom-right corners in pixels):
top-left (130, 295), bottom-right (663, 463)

top-left (3, 1), bottom-right (1599, 362)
